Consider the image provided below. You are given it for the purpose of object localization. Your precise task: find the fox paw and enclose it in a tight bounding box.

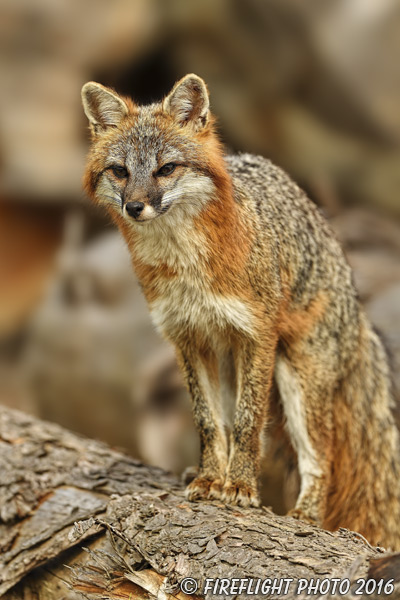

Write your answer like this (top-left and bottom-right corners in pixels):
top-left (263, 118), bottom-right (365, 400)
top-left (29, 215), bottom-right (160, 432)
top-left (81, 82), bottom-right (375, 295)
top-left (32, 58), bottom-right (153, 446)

top-left (221, 480), bottom-right (260, 508)
top-left (185, 477), bottom-right (224, 502)
top-left (287, 507), bottom-right (318, 525)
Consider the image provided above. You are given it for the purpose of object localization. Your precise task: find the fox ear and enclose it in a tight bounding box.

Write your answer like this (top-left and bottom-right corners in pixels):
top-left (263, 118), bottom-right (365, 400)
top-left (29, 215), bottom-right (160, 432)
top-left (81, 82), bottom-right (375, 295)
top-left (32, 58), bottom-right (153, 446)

top-left (81, 82), bottom-right (129, 134)
top-left (163, 74), bottom-right (209, 130)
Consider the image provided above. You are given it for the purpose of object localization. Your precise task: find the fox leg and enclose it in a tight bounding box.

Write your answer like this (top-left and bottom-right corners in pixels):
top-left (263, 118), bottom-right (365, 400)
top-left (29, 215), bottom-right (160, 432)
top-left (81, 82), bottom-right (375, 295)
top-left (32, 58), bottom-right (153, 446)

top-left (275, 355), bottom-right (333, 524)
top-left (222, 336), bottom-right (277, 508)
top-left (177, 346), bottom-right (228, 501)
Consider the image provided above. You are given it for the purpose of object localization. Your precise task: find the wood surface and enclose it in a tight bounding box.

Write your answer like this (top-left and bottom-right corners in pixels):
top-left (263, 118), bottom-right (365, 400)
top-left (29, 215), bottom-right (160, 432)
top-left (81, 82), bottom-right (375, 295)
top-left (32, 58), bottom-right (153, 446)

top-left (1, 406), bottom-right (399, 599)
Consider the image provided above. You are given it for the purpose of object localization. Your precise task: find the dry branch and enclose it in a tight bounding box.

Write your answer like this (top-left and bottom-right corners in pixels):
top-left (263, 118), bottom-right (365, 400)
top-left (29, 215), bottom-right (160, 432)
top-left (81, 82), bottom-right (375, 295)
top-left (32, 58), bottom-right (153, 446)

top-left (0, 406), bottom-right (399, 599)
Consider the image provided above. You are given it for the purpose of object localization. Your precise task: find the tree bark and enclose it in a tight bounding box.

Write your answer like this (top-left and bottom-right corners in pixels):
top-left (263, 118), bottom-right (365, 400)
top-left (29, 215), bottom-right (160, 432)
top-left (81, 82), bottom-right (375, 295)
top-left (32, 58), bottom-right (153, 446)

top-left (0, 405), bottom-right (399, 599)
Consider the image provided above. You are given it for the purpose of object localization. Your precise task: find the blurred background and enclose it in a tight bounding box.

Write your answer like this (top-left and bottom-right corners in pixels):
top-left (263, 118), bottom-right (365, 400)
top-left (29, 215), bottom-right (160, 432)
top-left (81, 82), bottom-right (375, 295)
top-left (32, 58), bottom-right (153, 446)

top-left (1, 0), bottom-right (400, 513)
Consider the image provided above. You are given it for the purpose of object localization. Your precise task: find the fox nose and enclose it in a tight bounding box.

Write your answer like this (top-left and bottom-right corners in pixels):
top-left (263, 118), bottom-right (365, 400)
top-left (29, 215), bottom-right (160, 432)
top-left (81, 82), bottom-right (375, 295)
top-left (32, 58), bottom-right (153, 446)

top-left (125, 201), bottom-right (144, 218)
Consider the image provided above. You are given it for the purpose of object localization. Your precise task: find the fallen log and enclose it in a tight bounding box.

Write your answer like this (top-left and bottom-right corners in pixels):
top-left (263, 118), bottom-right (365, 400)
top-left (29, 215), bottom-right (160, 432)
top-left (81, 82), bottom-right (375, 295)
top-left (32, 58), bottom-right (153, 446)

top-left (0, 405), bottom-right (399, 599)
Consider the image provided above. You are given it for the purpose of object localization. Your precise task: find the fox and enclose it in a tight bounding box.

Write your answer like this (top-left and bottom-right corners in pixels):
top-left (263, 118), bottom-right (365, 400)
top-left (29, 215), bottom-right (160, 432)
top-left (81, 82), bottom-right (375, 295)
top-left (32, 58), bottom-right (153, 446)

top-left (81, 73), bottom-right (400, 549)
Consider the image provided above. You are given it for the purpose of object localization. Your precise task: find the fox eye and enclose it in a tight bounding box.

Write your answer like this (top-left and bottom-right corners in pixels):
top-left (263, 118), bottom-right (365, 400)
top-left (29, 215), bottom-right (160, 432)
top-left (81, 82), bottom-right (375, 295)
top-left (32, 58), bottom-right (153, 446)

top-left (110, 165), bottom-right (128, 179)
top-left (156, 163), bottom-right (176, 177)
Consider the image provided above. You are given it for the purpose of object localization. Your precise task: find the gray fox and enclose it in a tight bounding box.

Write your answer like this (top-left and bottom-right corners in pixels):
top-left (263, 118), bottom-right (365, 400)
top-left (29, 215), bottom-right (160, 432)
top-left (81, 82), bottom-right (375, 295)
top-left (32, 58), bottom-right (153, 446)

top-left (81, 74), bottom-right (400, 549)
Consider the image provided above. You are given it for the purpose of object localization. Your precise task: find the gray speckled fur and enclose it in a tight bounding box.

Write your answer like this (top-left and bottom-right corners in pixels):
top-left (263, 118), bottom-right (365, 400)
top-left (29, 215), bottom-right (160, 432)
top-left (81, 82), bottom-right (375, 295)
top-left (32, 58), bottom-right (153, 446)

top-left (228, 154), bottom-right (359, 365)
top-left (225, 153), bottom-right (400, 548)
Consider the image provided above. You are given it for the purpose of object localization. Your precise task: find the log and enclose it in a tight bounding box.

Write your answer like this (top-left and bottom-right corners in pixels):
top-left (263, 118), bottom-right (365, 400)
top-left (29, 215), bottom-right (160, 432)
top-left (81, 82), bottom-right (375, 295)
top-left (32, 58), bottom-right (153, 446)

top-left (0, 405), bottom-right (399, 599)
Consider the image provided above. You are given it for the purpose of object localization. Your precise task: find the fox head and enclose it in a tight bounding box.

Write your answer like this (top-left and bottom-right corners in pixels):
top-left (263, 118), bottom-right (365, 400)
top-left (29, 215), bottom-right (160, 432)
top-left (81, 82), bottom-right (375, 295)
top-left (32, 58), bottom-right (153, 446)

top-left (81, 74), bottom-right (229, 225)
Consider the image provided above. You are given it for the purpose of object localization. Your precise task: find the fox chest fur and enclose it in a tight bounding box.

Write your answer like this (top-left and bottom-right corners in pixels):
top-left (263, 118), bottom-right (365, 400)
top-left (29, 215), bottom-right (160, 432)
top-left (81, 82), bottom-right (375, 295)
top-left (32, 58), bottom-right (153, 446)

top-left (129, 220), bottom-right (256, 344)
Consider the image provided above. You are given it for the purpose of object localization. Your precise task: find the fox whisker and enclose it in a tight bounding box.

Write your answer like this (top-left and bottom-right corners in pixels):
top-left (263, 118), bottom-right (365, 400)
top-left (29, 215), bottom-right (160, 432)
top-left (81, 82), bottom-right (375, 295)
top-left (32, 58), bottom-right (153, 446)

top-left (96, 193), bottom-right (122, 204)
